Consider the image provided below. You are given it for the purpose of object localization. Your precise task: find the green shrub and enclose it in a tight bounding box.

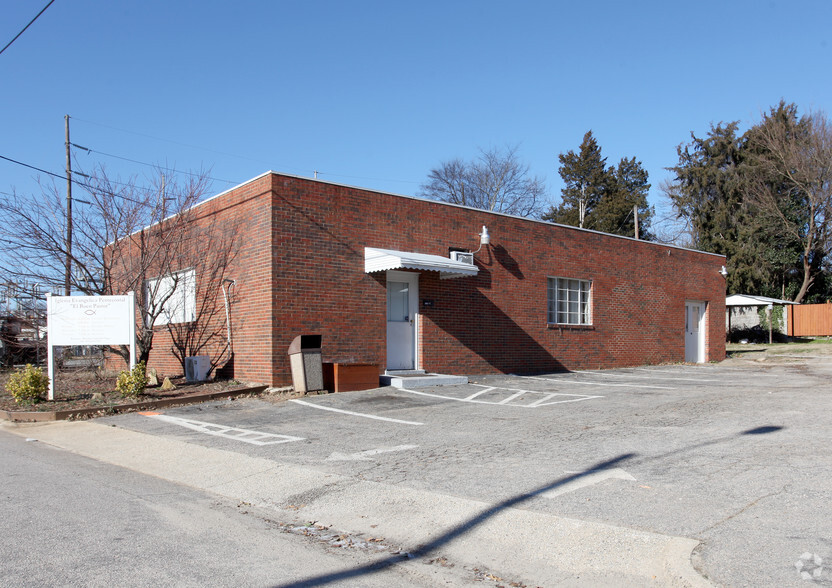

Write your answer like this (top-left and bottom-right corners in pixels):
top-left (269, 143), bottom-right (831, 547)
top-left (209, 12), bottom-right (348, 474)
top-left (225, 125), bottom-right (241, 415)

top-left (5, 364), bottom-right (50, 405)
top-left (116, 361), bottom-right (148, 398)
top-left (758, 305), bottom-right (784, 334)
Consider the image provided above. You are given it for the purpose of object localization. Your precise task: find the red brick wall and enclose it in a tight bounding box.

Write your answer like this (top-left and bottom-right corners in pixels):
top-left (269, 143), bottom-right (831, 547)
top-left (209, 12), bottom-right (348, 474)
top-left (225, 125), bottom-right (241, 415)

top-left (143, 175), bottom-right (275, 383)
top-left (144, 172), bottom-right (726, 386)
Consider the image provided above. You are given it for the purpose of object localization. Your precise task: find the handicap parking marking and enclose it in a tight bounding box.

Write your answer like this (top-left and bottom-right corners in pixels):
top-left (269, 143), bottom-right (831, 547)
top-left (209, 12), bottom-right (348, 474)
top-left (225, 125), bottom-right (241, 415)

top-left (523, 375), bottom-right (676, 390)
top-left (400, 385), bottom-right (602, 408)
top-left (464, 387), bottom-right (496, 401)
top-left (140, 412), bottom-right (305, 446)
top-left (289, 399), bottom-right (424, 426)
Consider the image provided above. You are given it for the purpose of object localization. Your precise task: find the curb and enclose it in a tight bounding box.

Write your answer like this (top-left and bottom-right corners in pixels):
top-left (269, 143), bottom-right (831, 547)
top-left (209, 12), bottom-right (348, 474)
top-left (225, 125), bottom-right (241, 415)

top-left (0, 385), bottom-right (268, 422)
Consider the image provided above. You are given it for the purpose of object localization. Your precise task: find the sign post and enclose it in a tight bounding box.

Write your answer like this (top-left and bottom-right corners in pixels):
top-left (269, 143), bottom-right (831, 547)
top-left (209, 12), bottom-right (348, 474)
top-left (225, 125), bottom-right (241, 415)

top-left (45, 292), bottom-right (136, 400)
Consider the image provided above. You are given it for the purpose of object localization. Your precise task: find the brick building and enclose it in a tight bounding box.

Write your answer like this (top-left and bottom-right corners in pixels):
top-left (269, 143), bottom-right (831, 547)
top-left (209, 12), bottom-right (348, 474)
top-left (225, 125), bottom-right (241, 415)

top-left (144, 172), bottom-right (726, 386)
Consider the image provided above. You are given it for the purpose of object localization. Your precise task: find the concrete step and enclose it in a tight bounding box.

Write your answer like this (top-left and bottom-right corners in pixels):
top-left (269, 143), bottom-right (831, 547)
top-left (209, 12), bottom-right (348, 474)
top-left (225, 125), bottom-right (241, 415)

top-left (380, 372), bottom-right (468, 388)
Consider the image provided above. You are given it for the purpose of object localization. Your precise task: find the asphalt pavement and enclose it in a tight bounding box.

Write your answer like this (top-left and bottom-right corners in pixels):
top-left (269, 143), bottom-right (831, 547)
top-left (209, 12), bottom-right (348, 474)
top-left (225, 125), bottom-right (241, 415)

top-left (5, 350), bottom-right (832, 587)
top-left (0, 428), bottom-right (493, 587)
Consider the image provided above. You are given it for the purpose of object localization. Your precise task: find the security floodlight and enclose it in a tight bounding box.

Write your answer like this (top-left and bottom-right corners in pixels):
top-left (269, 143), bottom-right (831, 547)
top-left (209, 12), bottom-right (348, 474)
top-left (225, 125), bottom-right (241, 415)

top-left (473, 226), bottom-right (491, 254)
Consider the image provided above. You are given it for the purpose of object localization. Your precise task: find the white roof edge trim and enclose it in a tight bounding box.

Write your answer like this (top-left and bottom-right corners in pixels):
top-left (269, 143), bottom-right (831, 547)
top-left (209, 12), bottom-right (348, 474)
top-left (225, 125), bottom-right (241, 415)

top-left (364, 247), bottom-right (479, 280)
top-left (146, 170), bottom-right (724, 261)
top-left (257, 171), bottom-right (724, 260)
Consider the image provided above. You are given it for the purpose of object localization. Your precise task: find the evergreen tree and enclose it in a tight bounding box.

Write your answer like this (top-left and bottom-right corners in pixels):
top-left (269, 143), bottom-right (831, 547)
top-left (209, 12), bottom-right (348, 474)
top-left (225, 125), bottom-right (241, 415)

top-left (595, 156), bottom-right (653, 239)
top-left (666, 121), bottom-right (769, 294)
top-left (544, 131), bottom-right (608, 228)
top-left (665, 104), bottom-right (817, 300)
top-left (544, 131), bottom-right (653, 239)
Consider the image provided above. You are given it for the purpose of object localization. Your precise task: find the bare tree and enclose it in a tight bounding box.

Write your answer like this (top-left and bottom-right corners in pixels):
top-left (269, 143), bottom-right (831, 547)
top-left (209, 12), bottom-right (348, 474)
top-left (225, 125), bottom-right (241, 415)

top-left (165, 217), bottom-right (239, 375)
top-left (420, 145), bottom-right (548, 218)
top-left (0, 166), bottom-right (238, 367)
top-left (744, 108), bottom-right (832, 303)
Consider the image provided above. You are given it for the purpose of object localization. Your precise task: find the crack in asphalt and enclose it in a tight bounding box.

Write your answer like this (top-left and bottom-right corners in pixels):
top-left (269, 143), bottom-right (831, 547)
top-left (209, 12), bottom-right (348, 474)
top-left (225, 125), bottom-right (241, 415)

top-left (695, 485), bottom-right (788, 535)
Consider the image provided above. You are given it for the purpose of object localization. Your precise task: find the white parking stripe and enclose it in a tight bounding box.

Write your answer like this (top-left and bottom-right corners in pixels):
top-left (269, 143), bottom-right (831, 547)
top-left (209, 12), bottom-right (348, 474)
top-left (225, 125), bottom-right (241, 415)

top-left (633, 366), bottom-right (773, 378)
top-left (399, 387), bottom-right (602, 407)
top-left (290, 399), bottom-right (424, 426)
top-left (465, 387), bottom-right (495, 400)
top-left (498, 391), bottom-right (527, 404)
top-left (144, 414), bottom-right (304, 446)
top-left (532, 394), bottom-right (604, 406)
top-left (523, 375), bottom-right (675, 390)
top-left (572, 371), bottom-right (722, 383)
top-left (526, 393), bottom-right (557, 407)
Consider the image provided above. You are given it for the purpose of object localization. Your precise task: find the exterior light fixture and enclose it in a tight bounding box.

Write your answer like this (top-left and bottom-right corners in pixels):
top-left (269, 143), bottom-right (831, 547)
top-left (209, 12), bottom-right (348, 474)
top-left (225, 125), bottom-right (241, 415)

top-left (480, 226), bottom-right (490, 246)
top-left (473, 225), bottom-right (491, 254)
top-left (719, 266), bottom-right (728, 278)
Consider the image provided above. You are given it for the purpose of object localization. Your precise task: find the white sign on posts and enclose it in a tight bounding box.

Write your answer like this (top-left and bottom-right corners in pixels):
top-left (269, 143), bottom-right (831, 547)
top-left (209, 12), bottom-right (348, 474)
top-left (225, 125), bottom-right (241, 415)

top-left (45, 293), bottom-right (136, 400)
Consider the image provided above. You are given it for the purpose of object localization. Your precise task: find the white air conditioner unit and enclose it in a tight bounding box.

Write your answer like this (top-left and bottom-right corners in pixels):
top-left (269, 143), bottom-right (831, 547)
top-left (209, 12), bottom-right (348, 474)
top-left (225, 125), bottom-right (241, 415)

top-left (185, 355), bottom-right (211, 382)
top-left (450, 251), bottom-right (474, 265)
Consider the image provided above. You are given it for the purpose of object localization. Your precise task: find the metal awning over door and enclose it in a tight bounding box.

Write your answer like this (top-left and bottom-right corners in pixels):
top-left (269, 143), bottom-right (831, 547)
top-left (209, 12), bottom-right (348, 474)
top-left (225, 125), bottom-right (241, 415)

top-left (364, 247), bottom-right (479, 279)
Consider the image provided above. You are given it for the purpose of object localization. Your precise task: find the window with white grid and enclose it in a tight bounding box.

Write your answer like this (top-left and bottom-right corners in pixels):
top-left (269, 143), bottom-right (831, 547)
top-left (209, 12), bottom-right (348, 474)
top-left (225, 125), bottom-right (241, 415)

top-left (547, 277), bottom-right (591, 325)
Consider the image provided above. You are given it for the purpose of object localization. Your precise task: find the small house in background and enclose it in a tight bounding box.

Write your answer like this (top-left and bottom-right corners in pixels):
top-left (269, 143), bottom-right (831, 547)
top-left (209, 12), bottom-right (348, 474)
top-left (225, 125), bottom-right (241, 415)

top-left (725, 294), bottom-right (797, 341)
top-left (136, 172), bottom-right (727, 386)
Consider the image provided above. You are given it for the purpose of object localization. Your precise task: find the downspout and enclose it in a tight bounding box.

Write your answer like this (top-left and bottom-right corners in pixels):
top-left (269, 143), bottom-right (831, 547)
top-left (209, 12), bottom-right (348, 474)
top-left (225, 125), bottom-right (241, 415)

top-left (221, 279), bottom-right (236, 355)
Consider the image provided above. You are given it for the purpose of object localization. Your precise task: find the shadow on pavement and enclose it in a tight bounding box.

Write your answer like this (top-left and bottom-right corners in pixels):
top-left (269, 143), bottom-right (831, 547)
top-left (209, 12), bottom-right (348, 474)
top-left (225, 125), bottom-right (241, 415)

top-left (273, 424), bottom-right (784, 587)
top-left (272, 453), bottom-right (635, 588)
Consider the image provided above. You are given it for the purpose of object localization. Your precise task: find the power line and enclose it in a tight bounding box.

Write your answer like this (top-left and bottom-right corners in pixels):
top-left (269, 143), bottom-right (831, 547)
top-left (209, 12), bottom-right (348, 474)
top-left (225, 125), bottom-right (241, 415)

top-left (615, 208), bottom-right (634, 233)
top-left (0, 0), bottom-right (57, 57)
top-left (83, 144), bottom-right (421, 187)
top-left (0, 153), bottom-right (61, 180)
top-left (1, 153), bottom-right (170, 206)
top-left (70, 116), bottom-right (422, 186)
top-left (76, 145), bottom-right (239, 186)
top-left (70, 116), bottom-right (279, 169)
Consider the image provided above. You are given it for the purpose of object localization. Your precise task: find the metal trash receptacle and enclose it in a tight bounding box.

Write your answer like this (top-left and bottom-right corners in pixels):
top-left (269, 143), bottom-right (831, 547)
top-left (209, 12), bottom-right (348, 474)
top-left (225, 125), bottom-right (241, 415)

top-left (288, 334), bottom-right (323, 392)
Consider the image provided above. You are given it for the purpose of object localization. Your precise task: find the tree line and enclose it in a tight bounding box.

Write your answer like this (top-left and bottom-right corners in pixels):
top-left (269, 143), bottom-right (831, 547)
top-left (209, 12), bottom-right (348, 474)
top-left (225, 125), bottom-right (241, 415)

top-left (419, 136), bottom-right (653, 240)
top-left (665, 101), bottom-right (832, 303)
top-left (420, 101), bottom-right (832, 302)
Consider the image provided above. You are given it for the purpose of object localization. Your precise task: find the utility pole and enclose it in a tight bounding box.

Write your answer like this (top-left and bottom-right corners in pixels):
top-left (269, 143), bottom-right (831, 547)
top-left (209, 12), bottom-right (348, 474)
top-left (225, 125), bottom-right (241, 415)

top-left (633, 204), bottom-right (639, 240)
top-left (64, 114), bottom-right (72, 296)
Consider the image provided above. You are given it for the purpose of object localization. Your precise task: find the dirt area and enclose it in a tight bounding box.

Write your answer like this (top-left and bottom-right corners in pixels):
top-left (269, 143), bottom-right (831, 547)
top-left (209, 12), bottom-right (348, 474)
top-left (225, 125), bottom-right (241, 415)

top-left (0, 367), bottom-right (264, 414)
top-left (0, 364), bottom-right (332, 418)
top-left (725, 339), bottom-right (832, 365)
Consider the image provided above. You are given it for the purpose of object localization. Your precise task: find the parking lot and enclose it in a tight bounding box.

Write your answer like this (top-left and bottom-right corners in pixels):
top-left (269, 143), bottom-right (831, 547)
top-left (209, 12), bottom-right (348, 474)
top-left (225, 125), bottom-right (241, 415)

top-left (100, 354), bottom-right (832, 586)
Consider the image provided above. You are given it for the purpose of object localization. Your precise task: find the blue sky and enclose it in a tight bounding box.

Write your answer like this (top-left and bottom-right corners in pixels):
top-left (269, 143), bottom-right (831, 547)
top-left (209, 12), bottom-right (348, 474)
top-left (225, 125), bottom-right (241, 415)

top-left (1, 0), bottom-right (830, 222)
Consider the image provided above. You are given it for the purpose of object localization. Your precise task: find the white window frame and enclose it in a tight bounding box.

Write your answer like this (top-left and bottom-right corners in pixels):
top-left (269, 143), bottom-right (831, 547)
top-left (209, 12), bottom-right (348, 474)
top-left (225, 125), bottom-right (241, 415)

top-left (145, 268), bottom-right (196, 327)
top-left (547, 277), bottom-right (592, 326)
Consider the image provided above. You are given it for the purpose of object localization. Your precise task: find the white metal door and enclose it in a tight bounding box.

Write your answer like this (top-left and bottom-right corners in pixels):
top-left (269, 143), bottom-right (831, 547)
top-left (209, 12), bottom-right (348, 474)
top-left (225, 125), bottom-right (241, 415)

top-left (386, 271), bottom-right (418, 370)
top-left (685, 301), bottom-right (705, 363)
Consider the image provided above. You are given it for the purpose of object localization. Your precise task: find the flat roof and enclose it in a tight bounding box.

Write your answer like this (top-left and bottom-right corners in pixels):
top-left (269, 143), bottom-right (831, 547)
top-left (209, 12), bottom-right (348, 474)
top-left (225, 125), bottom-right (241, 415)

top-left (192, 171), bottom-right (726, 261)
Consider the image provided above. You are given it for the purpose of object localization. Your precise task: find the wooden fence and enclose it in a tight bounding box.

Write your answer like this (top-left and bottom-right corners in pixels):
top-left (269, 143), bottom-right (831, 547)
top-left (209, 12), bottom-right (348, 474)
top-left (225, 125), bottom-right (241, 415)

top-left (788, 304), bottom-right (832, 337)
